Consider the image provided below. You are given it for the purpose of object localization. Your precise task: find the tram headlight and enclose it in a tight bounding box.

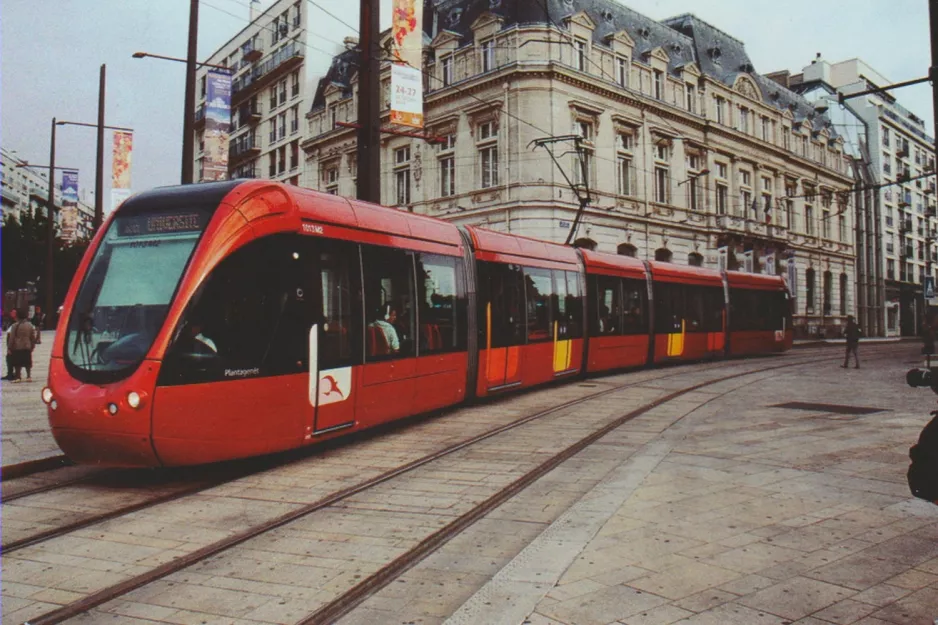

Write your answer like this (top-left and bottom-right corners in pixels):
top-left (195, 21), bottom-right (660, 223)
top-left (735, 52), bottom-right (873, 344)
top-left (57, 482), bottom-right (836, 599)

top-left (127, 392), bottom-right (142, 409)
top-left (41, 387), bottom-right (53, 404)
top-left (107, 402), bottom-right (119, 415)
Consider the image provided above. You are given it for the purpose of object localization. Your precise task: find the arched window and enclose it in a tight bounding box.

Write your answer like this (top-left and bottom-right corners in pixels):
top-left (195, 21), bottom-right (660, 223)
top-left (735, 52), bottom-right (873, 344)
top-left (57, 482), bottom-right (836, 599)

top-left (806, 268), bottom-right (816, 313)
top-left (573, 237), bottom-right (597, 251)
top-left (654, 248), bottom-right (672, 262)
top-left (840, 272), bottom-right (848, 315)
top-left (688, 252), bottom-right (704, 267)
top-left (617, 243), bottom-right (637, 257)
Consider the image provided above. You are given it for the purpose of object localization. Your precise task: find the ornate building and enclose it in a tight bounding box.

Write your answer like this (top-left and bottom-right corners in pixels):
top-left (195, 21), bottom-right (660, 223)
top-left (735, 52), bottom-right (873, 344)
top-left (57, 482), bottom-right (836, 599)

top-left (777, 58), bottom-right (935, 337)
top-left (302, 0), bottom-right (855, 338)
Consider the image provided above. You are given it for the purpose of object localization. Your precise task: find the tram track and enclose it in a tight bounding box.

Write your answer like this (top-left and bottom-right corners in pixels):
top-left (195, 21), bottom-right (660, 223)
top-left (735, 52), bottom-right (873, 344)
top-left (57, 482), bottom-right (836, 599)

top-left (3, 354), bottom-right (749, 554)
top-left (17, 348), bottom-right (883, 625)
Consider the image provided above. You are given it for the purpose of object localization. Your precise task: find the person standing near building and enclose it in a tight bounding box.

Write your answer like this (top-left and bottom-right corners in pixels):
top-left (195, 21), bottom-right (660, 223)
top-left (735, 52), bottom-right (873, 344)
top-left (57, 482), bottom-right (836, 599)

top-left (6, 309), bottom-right (38, 382)
top-left (842, 315), bottom-right (860, 369)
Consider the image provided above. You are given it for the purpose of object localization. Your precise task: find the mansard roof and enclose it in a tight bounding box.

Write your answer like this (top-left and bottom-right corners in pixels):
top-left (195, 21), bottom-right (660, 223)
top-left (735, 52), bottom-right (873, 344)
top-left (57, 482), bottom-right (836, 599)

top-left (311, 48), bottom-right (358, 111)
top-left (308, 0), bottom-right (837, 138)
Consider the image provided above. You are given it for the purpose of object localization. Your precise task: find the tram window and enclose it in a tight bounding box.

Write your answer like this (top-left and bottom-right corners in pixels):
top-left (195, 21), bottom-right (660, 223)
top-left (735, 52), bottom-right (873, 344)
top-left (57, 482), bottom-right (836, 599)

top-left (702, 287), bottom-right (725, 332)
top-left (477, 261), bottom-right (525, 348)
top-left (684, 286), bottom-right (705, 332)
top-left (416, 253), bottom-right (467, 354)
top-left (552, 270), bottom-right (569, 340)
top-left (362, 245), bottom-right (415, 360)
top-left (317, 241), bottom-right (362, 369)
top-left (565, 271), bottom-right (583, 339)
top-left (654, 282), bottom-right (684, 333)
top-left (590, 274), bottom-right (620, 336)
top-left (160, 234), bottom-right (318, 385)
top-left (730, 288), bottom-right (771, 331)
top-left (622, 278), bottom-right (647, 335)
top-left (525, 267), bottom-right (553, 342)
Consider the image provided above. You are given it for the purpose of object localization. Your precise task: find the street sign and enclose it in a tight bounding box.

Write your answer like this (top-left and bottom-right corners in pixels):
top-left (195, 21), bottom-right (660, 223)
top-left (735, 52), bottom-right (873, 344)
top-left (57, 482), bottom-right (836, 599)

top-left (559, 220), bottom-right (571, 229)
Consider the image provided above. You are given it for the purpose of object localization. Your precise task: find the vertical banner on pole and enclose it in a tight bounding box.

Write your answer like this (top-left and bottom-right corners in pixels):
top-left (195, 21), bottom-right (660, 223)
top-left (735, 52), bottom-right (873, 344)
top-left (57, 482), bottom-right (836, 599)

top-left (203, 70), bottom-right (231, 180)
top-left (787, 255), bottom-right (798, 306)
top-left (389, 0), bottom-right (423, 128)
top-left (717, 246), bottom-right (728, 272)
top-left (743, 250), bottom-right (754, 273)
top-left (111, 130), bottom-right (133, 212)
top-left (60, 170), bottom-right (79, 243)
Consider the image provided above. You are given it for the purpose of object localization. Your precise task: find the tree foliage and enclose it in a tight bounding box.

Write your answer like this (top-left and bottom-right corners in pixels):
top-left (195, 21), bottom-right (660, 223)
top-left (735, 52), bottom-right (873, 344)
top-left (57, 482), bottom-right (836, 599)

top-left (1, 209), bottom-right (91, 311)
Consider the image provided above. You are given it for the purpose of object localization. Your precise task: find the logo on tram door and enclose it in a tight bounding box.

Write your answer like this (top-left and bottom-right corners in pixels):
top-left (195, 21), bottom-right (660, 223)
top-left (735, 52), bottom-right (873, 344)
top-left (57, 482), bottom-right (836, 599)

top-left (317, 367), bottom-right (351, 406)
top-left (774, 330), bottom-right (784, 342)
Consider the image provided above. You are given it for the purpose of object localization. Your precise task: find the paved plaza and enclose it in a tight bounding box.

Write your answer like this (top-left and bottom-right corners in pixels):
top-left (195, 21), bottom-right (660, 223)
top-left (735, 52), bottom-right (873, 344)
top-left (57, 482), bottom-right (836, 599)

top-left (2, 341), bottom-right (938, 624)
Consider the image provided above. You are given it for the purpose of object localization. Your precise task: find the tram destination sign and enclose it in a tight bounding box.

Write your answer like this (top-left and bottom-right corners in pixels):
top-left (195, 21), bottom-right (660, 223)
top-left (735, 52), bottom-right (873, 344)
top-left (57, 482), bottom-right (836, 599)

top-left (117, 211), bottom-right (208, 237)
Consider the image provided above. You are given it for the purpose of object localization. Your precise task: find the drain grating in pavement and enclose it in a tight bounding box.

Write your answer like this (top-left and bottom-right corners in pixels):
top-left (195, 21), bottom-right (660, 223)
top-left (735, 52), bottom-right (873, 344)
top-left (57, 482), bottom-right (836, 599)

top-left (771, 401), bottom-right (886, 415)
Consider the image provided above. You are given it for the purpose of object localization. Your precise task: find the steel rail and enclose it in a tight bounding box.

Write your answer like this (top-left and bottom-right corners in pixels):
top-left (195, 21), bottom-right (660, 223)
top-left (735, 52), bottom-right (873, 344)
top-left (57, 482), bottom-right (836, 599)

top-left (21, 350), bottom-right (854, 625)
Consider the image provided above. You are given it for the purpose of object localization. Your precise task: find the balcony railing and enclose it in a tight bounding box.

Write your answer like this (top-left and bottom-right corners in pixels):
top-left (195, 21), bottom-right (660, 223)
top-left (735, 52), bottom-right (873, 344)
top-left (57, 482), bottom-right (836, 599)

top-left (243, 42), bottom-right (263, 62)
top-left (232, 166), bottom-right (258, 179)
top-left (232, 42), bottom-right (304, 100)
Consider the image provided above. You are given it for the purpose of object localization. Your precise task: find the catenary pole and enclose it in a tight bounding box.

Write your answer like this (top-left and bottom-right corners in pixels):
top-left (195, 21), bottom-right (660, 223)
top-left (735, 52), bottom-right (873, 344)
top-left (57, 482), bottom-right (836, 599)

top-left (182, 0), bottom-right (199, 184)
top-left (95, 64), bottom-right (106, 231)
top-left (356, 0), bottom-right (380, 203)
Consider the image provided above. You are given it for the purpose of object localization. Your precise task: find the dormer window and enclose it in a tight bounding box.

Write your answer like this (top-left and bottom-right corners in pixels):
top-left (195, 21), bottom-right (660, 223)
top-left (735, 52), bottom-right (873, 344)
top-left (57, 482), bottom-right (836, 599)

top-left (653, 70), bottom-right (663, 100)
top-left (481, 39), bottom-right (495, 72)
top-left (616, 57), bottom-right (629, 87)
top-left (574, 39), bottom-right (587, 72)
top-left (442, 55), bottom-right (454, 86)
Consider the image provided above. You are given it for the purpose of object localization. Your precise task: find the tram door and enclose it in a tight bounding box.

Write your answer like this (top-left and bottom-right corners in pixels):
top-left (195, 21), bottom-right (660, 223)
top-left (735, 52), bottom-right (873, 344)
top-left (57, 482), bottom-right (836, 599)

top-left (305, 238), bottom-right (361, 437)
top-left (479, 262), bottom-right (525, 390)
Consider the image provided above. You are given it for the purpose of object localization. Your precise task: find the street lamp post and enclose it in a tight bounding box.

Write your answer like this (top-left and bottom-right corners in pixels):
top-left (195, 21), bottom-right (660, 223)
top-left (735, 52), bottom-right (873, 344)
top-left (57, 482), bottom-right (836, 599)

top-left (46, 118), bottom-right (56, 319)
top-left (132, 51), bottom-right (232, 184)
top-left (183, 0), bottom-right (200, 185)
top-left (96, 64), bottom-right (106, 232)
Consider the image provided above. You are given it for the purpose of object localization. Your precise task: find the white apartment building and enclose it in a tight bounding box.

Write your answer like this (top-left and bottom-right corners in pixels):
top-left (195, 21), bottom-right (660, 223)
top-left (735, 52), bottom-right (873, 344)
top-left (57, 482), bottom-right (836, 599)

top-left (302, 2), bottom-right (856, 339)
top-left (193, 0), bottom-right (341, 185)
top-left (782, 58), bottom-right (935, 337)
top-left (0, 147), bottom-right (94, 240)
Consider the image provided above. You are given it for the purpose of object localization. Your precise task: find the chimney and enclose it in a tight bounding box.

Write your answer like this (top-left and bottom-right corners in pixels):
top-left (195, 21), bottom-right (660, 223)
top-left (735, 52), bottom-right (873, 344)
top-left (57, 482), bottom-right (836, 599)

top-left (249, 0), bottom-right (260, 22)
top-left (343, 36), bottom-right (360, 51)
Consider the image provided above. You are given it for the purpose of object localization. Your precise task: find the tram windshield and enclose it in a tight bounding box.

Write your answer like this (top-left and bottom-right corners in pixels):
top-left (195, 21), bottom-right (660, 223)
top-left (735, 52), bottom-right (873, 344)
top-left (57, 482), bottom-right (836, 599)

top-left (65, 209), bottom-right (209, 382)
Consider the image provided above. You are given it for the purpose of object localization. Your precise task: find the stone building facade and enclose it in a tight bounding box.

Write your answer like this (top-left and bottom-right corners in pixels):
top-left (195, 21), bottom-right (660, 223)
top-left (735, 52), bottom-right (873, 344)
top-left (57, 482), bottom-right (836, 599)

top-left (1, 147), bottom-right (94, 240)
top-left (302, 0), bottom-right (855, 338)
top-left (194, 0), bottom-right (343, 186)
top-left (778, 58), bottom-right (935, 337)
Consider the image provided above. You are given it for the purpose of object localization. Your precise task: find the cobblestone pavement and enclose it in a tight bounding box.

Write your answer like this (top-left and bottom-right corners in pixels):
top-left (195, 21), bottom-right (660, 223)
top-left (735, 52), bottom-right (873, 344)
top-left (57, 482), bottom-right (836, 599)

top-left (431, 345), bottom-right (938, 625)
top-left (3, 345), bottom-right (938, 625)
top-left (1, 331), bottom-right (59, 466)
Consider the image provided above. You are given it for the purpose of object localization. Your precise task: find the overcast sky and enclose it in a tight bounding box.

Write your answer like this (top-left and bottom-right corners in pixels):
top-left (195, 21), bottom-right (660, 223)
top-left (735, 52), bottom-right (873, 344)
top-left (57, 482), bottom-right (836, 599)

top-left (2, 0), bottom-right (932, 208)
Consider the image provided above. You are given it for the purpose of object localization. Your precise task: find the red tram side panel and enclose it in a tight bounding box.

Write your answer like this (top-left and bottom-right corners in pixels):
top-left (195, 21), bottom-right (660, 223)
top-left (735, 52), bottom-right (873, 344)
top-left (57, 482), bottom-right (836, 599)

top-left (466, 227), bottom-right (584, 398)
top-left (725, 272), bottom-right (793, 356)
top-left (48, 181), bottom-right (471, 467)
top-left (580, 250), bottom-right (650, 373)
top-left (46, 179), bottom-right (792, 469)
top-left (648, 262), bottom-right (727, 364)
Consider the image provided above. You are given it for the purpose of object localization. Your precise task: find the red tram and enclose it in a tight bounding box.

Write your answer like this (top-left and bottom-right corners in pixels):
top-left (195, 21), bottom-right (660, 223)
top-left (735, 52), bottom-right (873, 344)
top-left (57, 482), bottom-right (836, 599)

top-left (44, 181), bottom-right (792, 467)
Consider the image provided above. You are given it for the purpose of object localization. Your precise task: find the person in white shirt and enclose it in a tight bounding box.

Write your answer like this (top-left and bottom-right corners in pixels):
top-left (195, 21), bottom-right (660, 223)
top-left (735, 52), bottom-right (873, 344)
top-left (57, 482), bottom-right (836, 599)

top-left (369, 306), bottom-right (400, 353)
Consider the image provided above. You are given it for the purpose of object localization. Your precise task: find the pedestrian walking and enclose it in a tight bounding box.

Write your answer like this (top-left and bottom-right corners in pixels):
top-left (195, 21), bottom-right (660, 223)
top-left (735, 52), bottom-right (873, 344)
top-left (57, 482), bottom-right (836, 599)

top-left (6, 309), bottom-right (38, 382)
top-left (842, 314), bottom-right (860, 369)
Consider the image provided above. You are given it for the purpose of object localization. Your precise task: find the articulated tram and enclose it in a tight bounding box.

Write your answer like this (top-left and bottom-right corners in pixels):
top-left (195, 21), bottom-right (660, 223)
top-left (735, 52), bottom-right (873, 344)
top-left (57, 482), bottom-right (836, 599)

top-left (45, 181), bottom-right (791, 467)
